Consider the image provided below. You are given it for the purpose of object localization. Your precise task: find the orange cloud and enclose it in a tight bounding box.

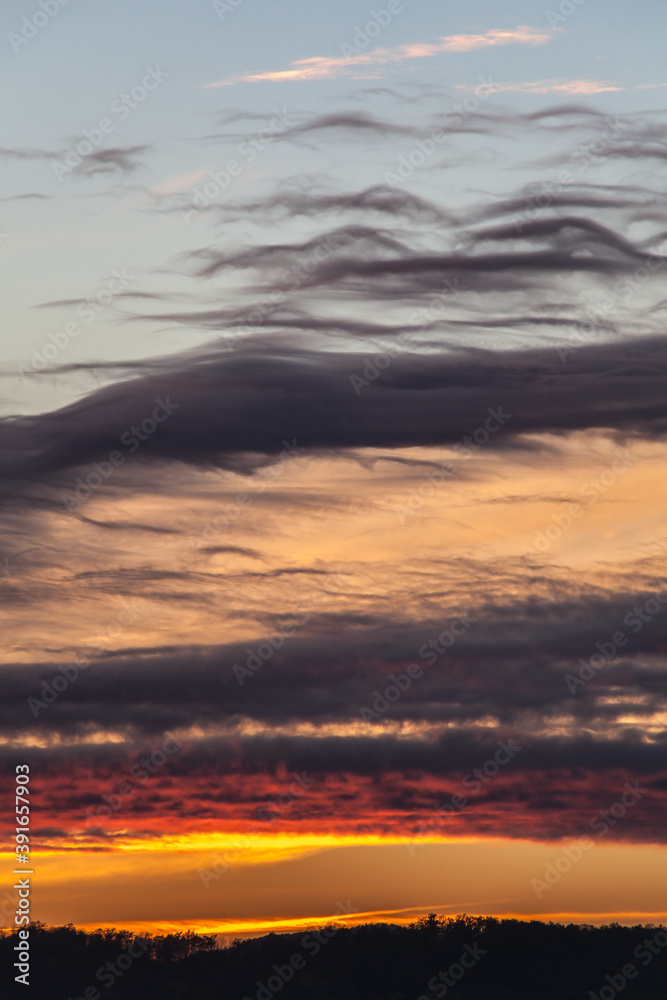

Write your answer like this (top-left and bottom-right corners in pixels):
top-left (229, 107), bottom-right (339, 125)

top-left (206, 26), bottom-right (554, 86)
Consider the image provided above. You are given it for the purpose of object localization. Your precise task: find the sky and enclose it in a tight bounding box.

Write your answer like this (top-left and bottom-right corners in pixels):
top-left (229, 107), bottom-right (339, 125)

top-left (2, 0), bottom-right (667, 939)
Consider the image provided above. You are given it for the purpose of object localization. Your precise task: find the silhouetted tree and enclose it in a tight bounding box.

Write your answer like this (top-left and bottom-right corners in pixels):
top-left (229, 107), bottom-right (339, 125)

top-left (3, 916), bottom-right (666, 999)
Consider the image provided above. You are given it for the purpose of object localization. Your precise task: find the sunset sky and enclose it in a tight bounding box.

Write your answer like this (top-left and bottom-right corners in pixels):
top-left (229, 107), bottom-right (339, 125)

top-left (2, 0), bottom-right (667, 940)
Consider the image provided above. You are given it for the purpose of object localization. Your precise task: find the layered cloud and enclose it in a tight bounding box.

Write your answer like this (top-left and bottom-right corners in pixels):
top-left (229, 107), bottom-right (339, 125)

top-left (1, 333), bottom-right (667, 508)
top-left (3, 104), bottom-right (667, 910)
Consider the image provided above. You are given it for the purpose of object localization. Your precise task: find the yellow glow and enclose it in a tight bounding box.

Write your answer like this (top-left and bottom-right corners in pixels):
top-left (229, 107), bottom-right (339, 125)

top-left (71, 909), bottom-right (667, 940)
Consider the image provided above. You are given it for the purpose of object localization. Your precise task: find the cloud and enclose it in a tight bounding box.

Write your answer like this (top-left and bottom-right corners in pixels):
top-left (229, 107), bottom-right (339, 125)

top-left (146, 168), bottom-right (211, 200)
top-left (0, 146), bottom-right (54, 161)
top-left (4, 158), bottom-right (667, 510)
top-left (480, 80), bottom-right (667, 96)
top-left (0, 192), bottom-right (50, 202)
top-left (193, 182), bottom-right (454, 225)
top-left (206, 26), bottom-right (554, 86)
top-left (69, 144), bottom-right (150, 177)
top-left (5, 101), bottom-right (667, 857)
top-left (6, 566), bottom-right (666, 844)
top-left (2, 332), bottom-right (667, 510)
top-left (200, 545), bottom-right (263, 559)
top-left (201, 106), bottom-right (663, 160)
top-left (0, 143), bottom-right (150, 176)
top-left (482, 79), bottom-right (622, 96)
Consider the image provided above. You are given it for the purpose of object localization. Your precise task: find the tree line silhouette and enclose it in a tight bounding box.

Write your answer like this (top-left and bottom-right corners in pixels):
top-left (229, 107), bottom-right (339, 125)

top-left (3, 914), bottom-right (666, 999)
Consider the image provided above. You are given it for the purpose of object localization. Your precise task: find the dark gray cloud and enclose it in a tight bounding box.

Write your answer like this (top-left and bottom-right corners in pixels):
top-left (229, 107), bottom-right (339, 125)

top-left (70, 144), bottom-right (150, 177)
top-left (0, 146), bottom-right (54, 161)
top-left (195, 183), bottom-right (455, 225)
top-left (0, 143), bottom-right (149, 175)
top-left (4, 587), bottom-right (666, 740)
top-left (472, 182), bottom-right (667, 222)
top-left (5, 103), bottom-right (667, 848)
top-left (2, 331), bottom-right (667, 512)
top-left (208, 105), bottom-right (636, 147)
top-left (200, 545), bottom-right (263, 558)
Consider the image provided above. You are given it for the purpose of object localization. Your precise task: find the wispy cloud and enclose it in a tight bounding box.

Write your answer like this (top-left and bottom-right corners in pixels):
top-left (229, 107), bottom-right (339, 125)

top-left (484, 79), bottom-right (622, 95)
top-left (465, 79), bottom-right (667, 95)
top-left (206, 26), bottom-right (554, 86)
top-left (453, 78), bottom-right (667, 94)
top-left (146, 168), bottom-right (211, 200)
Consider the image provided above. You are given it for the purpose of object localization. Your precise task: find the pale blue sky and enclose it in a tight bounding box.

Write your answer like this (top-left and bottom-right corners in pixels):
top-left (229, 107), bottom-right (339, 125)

top-left (2, 0), bottom-right (666, 412)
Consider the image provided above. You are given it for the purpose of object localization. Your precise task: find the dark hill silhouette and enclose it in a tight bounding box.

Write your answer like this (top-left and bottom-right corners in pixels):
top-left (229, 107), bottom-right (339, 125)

top-left (3, 914), bottom-right (666, 999)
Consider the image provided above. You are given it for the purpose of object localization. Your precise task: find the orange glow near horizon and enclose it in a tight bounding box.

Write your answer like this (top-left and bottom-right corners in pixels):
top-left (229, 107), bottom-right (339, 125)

top-left (69, 909), bottom-right (667, 941)
top-left (9, 837), bottom-right (666, 935)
